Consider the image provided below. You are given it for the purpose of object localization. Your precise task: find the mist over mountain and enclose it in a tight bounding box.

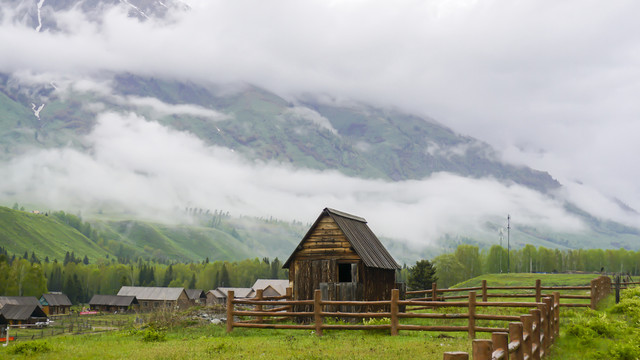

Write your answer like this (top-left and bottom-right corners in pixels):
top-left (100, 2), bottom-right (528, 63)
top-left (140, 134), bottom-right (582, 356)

top-left (1, 0), bottom-right (639, 261)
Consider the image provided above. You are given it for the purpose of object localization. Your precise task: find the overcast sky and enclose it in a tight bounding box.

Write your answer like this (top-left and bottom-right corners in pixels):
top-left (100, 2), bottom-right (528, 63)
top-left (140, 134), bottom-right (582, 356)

top-left (0, 0), bottom-right (639, 246)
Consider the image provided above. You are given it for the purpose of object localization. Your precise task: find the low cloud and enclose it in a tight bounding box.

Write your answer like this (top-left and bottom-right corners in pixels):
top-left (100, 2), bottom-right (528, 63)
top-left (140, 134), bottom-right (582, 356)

top-left (0, 112), bottom-right (589, 246)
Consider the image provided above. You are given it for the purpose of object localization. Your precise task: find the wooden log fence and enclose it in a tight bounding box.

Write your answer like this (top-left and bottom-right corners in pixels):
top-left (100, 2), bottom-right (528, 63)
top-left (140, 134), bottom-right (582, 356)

top-left (408, 275), bottom-right (610, 309)
top-left (227, 289), bottom-right (559, 345)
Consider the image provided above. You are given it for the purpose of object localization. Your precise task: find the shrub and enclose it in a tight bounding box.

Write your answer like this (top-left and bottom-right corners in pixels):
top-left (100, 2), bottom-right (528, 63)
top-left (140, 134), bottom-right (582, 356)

top-left (8, 341), bottom-right (52, 355)
top-left (607, 341), bottom-right (640, 360)
top-left (141, 327), bottom-right (167, 342)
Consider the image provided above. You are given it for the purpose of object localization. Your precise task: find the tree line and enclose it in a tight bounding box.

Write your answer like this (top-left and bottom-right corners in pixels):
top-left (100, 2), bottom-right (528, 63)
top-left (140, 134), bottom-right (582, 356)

top-left (401, 244), bottom-right (640, 289)
top-left (0, 247), bottom-right (287, 303)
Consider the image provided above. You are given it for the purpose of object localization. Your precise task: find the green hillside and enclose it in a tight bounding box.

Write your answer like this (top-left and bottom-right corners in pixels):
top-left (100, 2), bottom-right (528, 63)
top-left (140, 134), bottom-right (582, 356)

top-left (0, 206), bottom-right (108, 261)
top-left (0, 205), bottom-right (304, 263)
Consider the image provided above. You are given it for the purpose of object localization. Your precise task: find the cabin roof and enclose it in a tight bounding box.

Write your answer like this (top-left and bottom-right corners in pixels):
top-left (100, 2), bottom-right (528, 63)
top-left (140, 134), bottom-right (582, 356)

top-left (40, 293), bottom-right (72, 307)
top-left (283, 208), bottom-right (400, 270)
top-left (209, 287), bottom-right (253, 298)
top-left (0, 304), bottom-right (48, 321)
top-left (251, 279), bottom-right (289, 296)
top-left (117, 286), bottom-right (186, 301)
top-left (89, 295), bottom-right (139, 307)
top-left (0, 296), bottom-right (41, 308)
top-left (185, 289), bottom-right (206, 300)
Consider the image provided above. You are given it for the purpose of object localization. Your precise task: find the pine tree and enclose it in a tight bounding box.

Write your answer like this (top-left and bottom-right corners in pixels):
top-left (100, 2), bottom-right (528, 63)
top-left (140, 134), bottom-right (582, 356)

top-left (407, 259), bottom-right (438, 291)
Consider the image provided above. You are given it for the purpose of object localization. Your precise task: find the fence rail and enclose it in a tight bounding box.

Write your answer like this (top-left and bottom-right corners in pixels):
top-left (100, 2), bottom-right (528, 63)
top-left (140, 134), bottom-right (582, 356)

top-left (227, 289), bottom-right (560, 342)
top-left (407, 276), bottom-right (611, 310)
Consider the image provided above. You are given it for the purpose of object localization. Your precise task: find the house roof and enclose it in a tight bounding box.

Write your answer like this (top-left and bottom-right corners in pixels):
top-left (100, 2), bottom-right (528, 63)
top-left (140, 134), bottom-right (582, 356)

top-left (283, 208), bottom-right (400, 270)
top-left (0, 296), bottom-right (41, 309)
top-left (0, 304), bottom-right (48, 321)
top-left (185, 289), bottom-right (206, 300)
top-left (252, 279), bottom-right (289, 296)
top-left (209, 287), bottom-right (253, 298)
top-left (89, 295), bottom-right (138, 307)
top-left (117, 286), bottom-right (186, 301)
top-left (40, 293), bottom-right (72, 307)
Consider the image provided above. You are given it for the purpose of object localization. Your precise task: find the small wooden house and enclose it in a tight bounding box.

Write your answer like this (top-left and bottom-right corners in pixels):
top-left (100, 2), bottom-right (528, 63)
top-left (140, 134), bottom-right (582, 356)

top-left (251, 279), bottom-right (290, 297)
top-left (117, 286), bottom-right (190, 311)
top-left (206, 288), bottom-right (253, 305)
top-left (283, 208), bottom-right (400, 306)
top-left (185, 289), bottom-right (207, 305)
top-left (39, 293), bottom-right (72, 316)
top-left (89, 295), bottom-right (139, 313)
top-left (0, 304), bottom-right (48, 325)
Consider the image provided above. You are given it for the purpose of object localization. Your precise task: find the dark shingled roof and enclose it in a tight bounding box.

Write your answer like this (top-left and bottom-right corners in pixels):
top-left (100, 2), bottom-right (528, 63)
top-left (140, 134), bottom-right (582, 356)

top-left (283, 208), bottom-right (400, 270)
top-left (0, 304), bottom-right (48, 321)
top-left (40, 293), bottom-right (72, 307)
top-left (185, 289), bottom-right (206, 300)
top-left (0, 296), bottom-right (41, 308)
top-left (89, 295), bottom-right (138, 307)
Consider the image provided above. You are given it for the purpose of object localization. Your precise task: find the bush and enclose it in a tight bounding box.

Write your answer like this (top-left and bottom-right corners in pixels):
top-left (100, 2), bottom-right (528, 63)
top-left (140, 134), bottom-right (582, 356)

top-left (141, 327), bottom-right (167, 342)
top-left (607, 341), bottom-right (640, 360)
top-left (8, 341), bottom-right (52, 355)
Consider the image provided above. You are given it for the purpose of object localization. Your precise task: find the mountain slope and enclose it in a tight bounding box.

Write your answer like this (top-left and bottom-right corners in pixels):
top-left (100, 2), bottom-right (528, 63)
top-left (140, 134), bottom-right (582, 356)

top-left (0, 73), bottom-right (560, 194)
top-left (0, 206), bottom-right (108, 261)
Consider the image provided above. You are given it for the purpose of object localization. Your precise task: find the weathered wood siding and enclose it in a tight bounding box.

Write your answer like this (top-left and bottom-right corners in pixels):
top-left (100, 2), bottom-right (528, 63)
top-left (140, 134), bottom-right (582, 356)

top-left (289, 216), bottom-right (362, 301)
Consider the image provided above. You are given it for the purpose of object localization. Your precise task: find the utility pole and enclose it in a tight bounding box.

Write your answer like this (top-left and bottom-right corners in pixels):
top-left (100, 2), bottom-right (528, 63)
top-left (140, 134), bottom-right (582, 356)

top-left (499, 228), bottom-right (504, 274)
top-left (507, 215), bottom-right (511, 274)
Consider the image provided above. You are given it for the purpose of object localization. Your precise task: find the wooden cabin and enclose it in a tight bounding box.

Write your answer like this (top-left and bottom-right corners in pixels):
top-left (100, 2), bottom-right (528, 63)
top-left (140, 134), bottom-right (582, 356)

top-left (89, 295), bottom-right (139, 313)
top-left (0, 304), bottom-right (48, 326)
top-left (185, 289), bottom-right (207, 305)
top-left (117, 286), bottom-right (190, 311)
top-left (39, 293), bottom-right (72, 316)
top-left (283, 208), bottom-right (401, 307)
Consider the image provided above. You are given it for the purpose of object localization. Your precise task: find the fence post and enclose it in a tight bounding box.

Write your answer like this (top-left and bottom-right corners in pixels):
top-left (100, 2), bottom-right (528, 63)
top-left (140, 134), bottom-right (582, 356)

top-left (390, 289), bottom-right (399, 336)
top-left (520, 314), bottom-right (533, 359)
top-left (468, 291), bottom-right (476, 339)
top-left (482, 280), bottom-right (488, 302)
top-left (432, 282), bottom-right (438, 301)
top-left (286, 287), bottom-right (293, 312)
top-left (509, 322), bottom-right (524, 360)
top-left (590, 278), bottom-right (597, 310)
top-left (255, 289), bottom-right (264, 324)
top-left (226, 290), bottom-right (234, 333)
top-left (472, 339), bottom-right (492, 360)
top-left (491, 332), bottom-right (508, 360)
top-left (553, 292), bottom-right (560, 337)
top-left (537, 301), bottom-right (548, 354)
top-left (542, 297), bottom-right (553, 344)
top-left (314, 289), bottom-right (323, 337)
top-left (535, 279), bottom-right (541, 303)
top-left (529, 309), bottom-right (541, 360)
top-left (443, 352), bottom-right (469, 360)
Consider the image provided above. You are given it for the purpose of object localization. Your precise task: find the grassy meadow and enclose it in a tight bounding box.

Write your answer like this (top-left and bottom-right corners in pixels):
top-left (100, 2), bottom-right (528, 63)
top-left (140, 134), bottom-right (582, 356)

top-left (2, 273), bottom-right (637, 360)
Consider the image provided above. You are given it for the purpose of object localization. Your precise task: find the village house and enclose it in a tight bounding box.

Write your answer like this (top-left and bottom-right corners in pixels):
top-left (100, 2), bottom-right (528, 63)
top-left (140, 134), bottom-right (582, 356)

top-left (251, 279), bottom-right (290, 297)
top-left (206, 287), bottom-right (253, 305)
top-left (0, 304), bottom-right (48, 326)
top-left (283, 208), bottom-right (401, 308)
top-left (117, 286), bottom-right (190, 311)
top-left (185, 289), bottom-right (207, 305)
top-left (88, 295), bottom-right (139, 313)
top-left (39, 293), bottom-right (72, 316)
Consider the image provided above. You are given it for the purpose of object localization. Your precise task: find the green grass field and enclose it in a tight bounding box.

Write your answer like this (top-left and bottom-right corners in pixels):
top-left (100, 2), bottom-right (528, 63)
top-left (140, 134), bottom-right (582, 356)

top-left (1, 273), bottom-right (632, 360)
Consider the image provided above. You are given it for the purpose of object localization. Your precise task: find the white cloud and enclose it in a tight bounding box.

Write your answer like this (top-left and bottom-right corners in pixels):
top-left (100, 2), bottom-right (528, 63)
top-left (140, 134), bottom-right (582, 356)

top-left (0, 112), bottom-right (588, 246)
top-left (283, 106), bottom-right (338, 135)
top-left (124, 96), bottom-right (230, 120)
